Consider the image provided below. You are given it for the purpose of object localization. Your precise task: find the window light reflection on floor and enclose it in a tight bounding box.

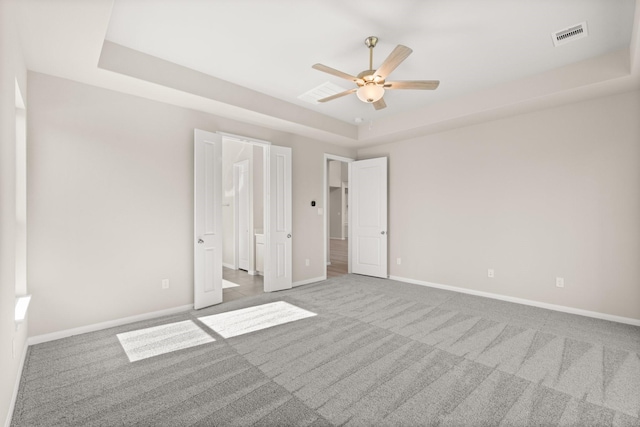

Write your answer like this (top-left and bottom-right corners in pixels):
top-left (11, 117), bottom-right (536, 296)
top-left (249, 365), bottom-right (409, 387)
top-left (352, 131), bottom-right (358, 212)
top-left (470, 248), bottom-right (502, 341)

top-left (222, 279), bottom-right (239, 289)
top-left (15, 295), bottom-right (32, 324)
top-left (198, 301), bottom-right (317, 338)
top-left (117, 320), bottom-right (215, 362)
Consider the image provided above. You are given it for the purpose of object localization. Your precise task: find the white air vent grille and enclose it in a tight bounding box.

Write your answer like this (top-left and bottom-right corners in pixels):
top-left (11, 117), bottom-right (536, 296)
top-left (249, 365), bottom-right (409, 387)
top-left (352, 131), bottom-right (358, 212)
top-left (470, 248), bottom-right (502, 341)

top-left (552, 22), bottom-right (588, 47)
top-left (299, 82), bottom-right (347, 104)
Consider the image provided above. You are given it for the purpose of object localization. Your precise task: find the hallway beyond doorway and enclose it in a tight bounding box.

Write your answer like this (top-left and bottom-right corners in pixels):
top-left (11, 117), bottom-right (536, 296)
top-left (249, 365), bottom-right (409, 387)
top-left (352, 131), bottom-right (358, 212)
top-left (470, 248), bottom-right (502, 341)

top-left (223, 267), bottom-right (263, 301)
top-left (327, 238), bottom-right (348, 278)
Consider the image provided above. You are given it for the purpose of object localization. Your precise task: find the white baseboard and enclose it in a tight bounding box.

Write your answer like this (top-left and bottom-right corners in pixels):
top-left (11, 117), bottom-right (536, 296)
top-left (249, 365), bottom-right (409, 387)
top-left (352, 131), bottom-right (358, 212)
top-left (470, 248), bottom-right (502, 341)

top-left (27, 304), bottom-right (194, 346)
top-left (389, 275), bottom-right (640, 327)
top-left (247, 270), bottom-right (258, 276)
top-left (293, 276), bottom-right (326, 287)
top-left (5, 340), bottom-right (28, 427)
top-left (222, 262), bottom-right (235, 270)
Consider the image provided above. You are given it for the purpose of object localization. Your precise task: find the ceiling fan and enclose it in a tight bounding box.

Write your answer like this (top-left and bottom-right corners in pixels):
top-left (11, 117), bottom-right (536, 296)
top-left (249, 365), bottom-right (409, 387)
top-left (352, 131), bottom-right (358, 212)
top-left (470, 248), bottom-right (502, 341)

top-left (312, 36), bottom-right (440, 110)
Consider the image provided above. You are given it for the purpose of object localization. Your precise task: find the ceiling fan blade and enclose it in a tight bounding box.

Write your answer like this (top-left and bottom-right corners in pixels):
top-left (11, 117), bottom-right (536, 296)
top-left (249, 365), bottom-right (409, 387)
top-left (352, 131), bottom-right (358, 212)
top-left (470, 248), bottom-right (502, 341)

top-left (384, 80), bottom-right (440, 90)
top-left (312, 64), bottom-right (362, 83)
top-left (373, 97), bottom-right (387, 110)
top-left (374, 45), bottom-right (412, 79)
top-left (317, 88), bottom-right (357, 103)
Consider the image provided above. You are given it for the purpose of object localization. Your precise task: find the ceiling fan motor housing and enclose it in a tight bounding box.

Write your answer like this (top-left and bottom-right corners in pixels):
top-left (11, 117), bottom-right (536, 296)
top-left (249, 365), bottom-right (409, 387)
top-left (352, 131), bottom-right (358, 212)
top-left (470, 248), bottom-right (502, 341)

top-left (356, 70), bottom-right (385, 85)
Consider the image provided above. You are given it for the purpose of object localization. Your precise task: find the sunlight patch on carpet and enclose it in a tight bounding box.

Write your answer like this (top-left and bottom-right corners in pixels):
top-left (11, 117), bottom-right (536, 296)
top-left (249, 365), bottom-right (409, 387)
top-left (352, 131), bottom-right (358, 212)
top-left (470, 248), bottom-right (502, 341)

top-left (117, 320), bottom-right (215, 362)
top-left (198, 301), bottom-right (317, 338)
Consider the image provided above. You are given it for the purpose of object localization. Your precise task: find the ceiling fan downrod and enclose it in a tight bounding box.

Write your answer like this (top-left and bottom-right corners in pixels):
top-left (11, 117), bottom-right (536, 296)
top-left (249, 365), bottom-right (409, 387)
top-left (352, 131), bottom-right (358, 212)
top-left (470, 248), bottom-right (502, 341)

top-left (364, 36), bottom-right (378, 70)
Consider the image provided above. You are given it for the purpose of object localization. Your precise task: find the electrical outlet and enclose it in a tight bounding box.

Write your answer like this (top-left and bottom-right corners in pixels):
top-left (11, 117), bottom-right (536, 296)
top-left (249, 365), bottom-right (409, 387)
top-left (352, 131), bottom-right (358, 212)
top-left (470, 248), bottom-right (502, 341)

top-left (488, 269), bottom-right (495, 278)
top-left (556, 277), bottom-right (564, 288)
top-left (396, 258), bottom-right (402, 265)
top-left (305, 259), bottom-right (310, 267)
top-left (161, 279), bottom-right (170, 289)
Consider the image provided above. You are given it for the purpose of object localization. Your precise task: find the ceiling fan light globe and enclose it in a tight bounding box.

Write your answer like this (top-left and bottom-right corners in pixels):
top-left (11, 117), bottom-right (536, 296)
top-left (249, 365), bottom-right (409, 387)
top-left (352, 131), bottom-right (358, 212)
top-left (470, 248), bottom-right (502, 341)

top-left (357, 84), bottom-right (384, 103)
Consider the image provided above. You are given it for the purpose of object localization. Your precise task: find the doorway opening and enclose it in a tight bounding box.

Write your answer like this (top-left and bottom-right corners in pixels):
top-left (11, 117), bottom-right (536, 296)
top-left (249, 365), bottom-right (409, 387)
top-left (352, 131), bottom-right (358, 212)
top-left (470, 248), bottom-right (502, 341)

top-left (194, 130), bottom-right (293, 309)
top-left (222, 137), bottom-right (265, 301)
top-left (324, 154), bottom-right (354, 279)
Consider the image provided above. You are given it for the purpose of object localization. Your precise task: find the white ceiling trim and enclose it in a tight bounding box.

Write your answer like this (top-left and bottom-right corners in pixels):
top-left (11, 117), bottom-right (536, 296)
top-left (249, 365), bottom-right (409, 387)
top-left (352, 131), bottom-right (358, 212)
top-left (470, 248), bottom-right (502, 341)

top-left (98, 40), bottom-right (639, 148)
top-left (98, 41), bottom-right (358, 144)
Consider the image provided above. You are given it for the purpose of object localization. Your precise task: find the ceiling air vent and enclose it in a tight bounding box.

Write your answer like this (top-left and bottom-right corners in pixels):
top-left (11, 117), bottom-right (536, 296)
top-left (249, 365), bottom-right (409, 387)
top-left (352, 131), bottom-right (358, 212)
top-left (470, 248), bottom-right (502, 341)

top-left (552, 22), bottom-right (588, 47)
top-left (298, 82), bottom-right (347, 104)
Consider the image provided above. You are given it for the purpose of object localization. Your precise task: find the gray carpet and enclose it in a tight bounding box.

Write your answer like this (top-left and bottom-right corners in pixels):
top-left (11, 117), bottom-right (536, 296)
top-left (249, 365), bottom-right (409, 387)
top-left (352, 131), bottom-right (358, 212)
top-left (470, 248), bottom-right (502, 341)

top-left (11, 275), bottom-right (640, 426)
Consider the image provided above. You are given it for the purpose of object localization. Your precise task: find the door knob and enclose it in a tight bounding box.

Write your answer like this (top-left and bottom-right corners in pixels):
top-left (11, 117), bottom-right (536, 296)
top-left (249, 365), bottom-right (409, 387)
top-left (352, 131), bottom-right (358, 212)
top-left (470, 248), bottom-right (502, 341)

top-left (287, 234), bottom-right (292, 238)
top-left (197, 239), bottom-right (204, 244)
top-left (381, 231), bottom-right (386, 235)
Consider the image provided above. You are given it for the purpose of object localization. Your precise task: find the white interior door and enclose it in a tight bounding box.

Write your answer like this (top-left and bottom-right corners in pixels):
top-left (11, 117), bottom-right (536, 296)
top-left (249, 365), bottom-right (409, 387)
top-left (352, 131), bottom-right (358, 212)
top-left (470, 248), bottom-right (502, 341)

top-left (234, 160), bottom-right (250, 271)
top-left (350, 157), bottom-right (388, 278)
top-left (194, 129), bottom-right (223, 309)
top-left (264, 145), bottom-right (292, 292)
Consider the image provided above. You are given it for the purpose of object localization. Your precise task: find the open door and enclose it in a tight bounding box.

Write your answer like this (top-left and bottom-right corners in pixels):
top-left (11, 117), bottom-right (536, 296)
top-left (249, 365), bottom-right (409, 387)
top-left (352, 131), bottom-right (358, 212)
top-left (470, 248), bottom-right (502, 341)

top-left (194, 129), bottom-right (223, 309)
top-left (264, 145), bottom-right (292, 292)
top-left (350, 157), bottom-right (388, 278)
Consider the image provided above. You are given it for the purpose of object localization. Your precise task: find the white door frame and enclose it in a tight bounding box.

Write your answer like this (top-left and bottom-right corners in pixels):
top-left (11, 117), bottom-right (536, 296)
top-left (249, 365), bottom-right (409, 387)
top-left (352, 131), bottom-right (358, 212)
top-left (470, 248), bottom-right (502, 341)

top-left (233, 159), bottom-right (250, 271)
top-left (323, 154), bottom-right (354, 278)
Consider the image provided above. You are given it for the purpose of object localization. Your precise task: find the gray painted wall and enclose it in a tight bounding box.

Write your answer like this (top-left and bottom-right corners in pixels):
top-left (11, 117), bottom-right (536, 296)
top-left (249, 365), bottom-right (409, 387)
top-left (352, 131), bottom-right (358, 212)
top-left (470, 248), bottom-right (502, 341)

top-left (359, 90), bottom-right (640, 320)
top-left (26, 72), bottom-right (356, 337)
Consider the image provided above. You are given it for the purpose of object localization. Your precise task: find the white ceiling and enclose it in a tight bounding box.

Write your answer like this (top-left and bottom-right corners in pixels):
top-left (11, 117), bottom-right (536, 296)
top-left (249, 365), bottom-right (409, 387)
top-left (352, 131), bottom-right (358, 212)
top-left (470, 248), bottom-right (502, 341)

top-left (16, 0), bottom-right (640, 147)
